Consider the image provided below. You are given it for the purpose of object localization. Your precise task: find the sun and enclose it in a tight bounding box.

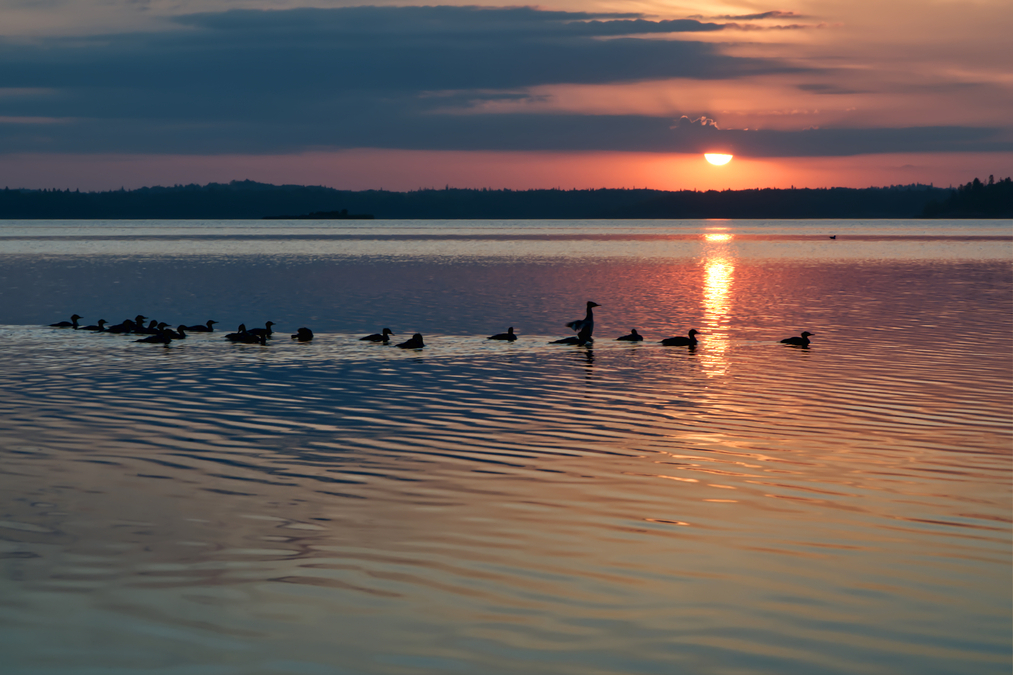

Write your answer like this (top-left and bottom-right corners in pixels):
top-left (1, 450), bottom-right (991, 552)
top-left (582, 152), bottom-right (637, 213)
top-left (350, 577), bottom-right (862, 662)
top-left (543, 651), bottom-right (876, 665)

top-left (704, 153), bottom-right (733, 166)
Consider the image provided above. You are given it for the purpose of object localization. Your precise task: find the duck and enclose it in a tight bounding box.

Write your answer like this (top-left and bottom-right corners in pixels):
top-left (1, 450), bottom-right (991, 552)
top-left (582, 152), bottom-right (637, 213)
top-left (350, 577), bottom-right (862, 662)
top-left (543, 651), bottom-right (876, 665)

top-left (184, 320), bottom-right (217, 332)
top-left (616, 329), bottom-right (643, 342)
top-left (780, 331), bottom-right (814, 347)
top-left (81, 319), bottom-right (107, 332)
top-left (164, 325), bottom-right (187, 340)
top-left (247, 321), bottom-right (275, 339)
top-left (224, 324), bottom-right (248, 341)
top-left (135, 329), bottom-right (173, 345)
top-left (488, 327), bottom-right (517, 341)
top-left (133, 320), bottom-right (160, 335)
top-left (291, 327), bottom-right (314, 342)
top-left (360, 328), bottom-right (394, 343)
top-left (829, 235), bottom-right (836, 240)
top-left (105, 319), bottom-right (137, 334)
top-left (566, 301), bottom-right (600, 335)
top-left (234, 332), bottom-right (267, 345)
top-left (395, 333), bottom-right (425, 349)
top-left (660, 329), bottom-right (699, 347)
top-left (49, 314), bottom-right (82, 328)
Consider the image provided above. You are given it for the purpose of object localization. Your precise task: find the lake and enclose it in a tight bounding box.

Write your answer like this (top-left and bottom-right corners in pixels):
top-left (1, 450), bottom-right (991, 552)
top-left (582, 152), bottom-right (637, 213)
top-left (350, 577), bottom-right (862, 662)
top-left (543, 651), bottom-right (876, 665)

top-left (0, 219), bottom-right (1010, 674)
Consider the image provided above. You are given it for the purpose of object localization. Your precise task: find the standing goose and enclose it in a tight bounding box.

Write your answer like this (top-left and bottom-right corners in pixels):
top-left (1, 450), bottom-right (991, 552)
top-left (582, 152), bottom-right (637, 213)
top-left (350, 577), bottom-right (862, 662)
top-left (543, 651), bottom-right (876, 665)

top-left (780, 331), bottom-right (814, 347)
top-left (81, 319), bottom-right (107, 332)
top-left (551, 323), bottom-right (593, 346)
top-left (616, 329), bottom-right (643, 342)
top-left (360, 328), bottom-right (394, 343)
top-left (488, 327), bottom-right (517, 341)
top-left (660, 329), bottom-right (699, 347)
top-left (50, 314), bottom-right (82, 328)
top-left (395, 333), bottom-right (425, 349)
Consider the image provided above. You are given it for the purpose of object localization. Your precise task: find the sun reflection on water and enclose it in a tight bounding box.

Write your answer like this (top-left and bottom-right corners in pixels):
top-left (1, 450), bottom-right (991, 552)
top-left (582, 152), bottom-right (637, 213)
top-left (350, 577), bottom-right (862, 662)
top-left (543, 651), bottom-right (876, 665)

top-left (701, 235), bottom-right (734, 375)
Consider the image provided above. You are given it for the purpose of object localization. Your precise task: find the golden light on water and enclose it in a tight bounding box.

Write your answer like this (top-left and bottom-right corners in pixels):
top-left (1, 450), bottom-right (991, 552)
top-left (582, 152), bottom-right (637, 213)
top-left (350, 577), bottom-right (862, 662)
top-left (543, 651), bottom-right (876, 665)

top-left (701, 232), bottom-right (734, 375)
top-left (704, 153), bottom-right (733, 166)
top-left (705, 233), bottom-right (732, 242)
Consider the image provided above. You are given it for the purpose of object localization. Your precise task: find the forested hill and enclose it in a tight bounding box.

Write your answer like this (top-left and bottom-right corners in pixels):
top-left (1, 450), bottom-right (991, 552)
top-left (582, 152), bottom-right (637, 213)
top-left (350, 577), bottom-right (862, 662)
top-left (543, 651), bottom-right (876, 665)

top-left (0, 179), bottom-right (990, 220)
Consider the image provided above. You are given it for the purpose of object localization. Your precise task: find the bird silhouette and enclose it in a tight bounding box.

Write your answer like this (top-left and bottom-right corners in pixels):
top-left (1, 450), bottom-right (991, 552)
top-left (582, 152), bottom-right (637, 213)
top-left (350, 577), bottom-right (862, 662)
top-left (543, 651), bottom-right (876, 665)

top-left (660, 329), bottom-right (699, 347)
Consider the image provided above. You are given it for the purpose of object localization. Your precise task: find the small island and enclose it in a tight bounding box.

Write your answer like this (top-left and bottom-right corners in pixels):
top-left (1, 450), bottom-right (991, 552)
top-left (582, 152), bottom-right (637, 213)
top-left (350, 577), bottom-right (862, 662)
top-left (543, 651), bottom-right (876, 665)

top-left (263, 209), bottom-right (373, 220)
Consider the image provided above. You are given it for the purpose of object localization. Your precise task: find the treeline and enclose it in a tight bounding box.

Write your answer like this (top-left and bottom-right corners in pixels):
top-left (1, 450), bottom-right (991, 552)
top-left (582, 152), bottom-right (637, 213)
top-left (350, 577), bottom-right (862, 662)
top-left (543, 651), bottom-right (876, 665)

top-left (922, 176), bottom-right (1012, 218)
top-left (0, 178), bottom-right (995, 220)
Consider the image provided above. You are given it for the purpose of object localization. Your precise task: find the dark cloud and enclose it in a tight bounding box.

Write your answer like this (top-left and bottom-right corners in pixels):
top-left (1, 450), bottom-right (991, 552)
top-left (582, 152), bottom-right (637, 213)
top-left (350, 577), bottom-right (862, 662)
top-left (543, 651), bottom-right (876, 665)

top-left (0, 5), bottom-right (1005, 158)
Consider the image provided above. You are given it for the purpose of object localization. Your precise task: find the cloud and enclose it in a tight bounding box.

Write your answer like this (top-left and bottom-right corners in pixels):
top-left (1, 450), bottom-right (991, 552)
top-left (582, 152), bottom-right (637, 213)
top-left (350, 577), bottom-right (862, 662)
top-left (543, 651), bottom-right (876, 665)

top-left (0, 5), bottom-right (1007, 159)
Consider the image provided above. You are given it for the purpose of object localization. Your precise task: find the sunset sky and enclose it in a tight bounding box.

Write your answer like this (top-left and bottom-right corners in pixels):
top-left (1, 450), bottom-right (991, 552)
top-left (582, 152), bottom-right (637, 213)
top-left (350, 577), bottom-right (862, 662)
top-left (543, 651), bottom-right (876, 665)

top-left (1, 0), bottom-right (1010, 191)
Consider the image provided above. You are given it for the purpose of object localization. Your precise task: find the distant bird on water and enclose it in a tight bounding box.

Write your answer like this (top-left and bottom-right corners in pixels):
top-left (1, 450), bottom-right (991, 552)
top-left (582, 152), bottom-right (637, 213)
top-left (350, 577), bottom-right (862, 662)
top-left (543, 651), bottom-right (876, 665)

top-left (291, 327), bottom-right (314, 341)
top-left (50, 314), bottom-right (82, 328)
top-left (81, 319), bottom-right (107, 332)
top-left (616, 329), bottom-right (643, 342)
top-left (185, 320), bottom-right (217, 332)
top-left (224, 324), bottom-right (248, 341)
top-left (395, 333), bottom-right (425, 349)
top-left (135, 330), bottom-right (172, 345)
top-left (780, 331), bottom-right (814, 347)
top-left (361, 328), bottom-right (394, 343)
top-left (660, 329), bottom-right (699, 347)
top-left (829, 235), bottom-right (836, 240)
top-left (488, 327), bottom-right (517, 341)
top-left (164, 325), bottom-right (187, 340)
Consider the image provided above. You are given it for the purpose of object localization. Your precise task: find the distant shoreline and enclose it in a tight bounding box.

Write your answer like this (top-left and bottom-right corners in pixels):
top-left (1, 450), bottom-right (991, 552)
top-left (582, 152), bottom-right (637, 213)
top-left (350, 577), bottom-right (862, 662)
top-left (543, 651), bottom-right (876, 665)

top-left (1, 177), bottom-right (1008, 219)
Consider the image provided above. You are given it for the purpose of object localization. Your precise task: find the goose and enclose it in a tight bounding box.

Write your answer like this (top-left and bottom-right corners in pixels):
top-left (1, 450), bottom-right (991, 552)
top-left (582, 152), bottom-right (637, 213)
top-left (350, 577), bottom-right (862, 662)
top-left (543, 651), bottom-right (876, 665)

top-left (81, 319), bottom-right (107, 332)
top-left (780, 331), bottom-right (814, 347)
top-left (660, 329), bottom-right (699, 347)
top-left (488, 327), bottom-right (517, 341)
top-left (616, 329), bottom-right (643, 342)
top-left (49, 314), bottom-right (82, 328)
top-left (395, 333), bottom-right (425, 349)
top-left (360, 328), bottom-right (394, 343)
top-left (291, 327), bottom-right (314, 342)
top-left (184, 320), bottom-right (217, 332)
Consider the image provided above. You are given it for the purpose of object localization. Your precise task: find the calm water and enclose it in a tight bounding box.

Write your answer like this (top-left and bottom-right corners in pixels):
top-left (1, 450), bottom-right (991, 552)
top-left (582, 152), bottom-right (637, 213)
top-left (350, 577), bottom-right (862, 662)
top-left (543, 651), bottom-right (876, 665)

top-left (0, 220), bottom-right (1010, 674)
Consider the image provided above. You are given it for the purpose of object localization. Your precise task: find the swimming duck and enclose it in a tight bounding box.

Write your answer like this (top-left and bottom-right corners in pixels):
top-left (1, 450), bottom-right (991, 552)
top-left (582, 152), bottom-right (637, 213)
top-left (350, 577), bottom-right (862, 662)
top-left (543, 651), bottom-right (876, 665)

top-left (81, 319), bottom-right (107, 332)
top-left (566, 301), bottom-right (599, 335)
top-left (660, 329), bottom-right (699, 347)
top-left (361, 328), bottom-right (394, 343)
top-left (291, 327), bottom-right (314, 342)
top-left (247, 321), bottom-right (275, 338)
top-left (395, 333), bottom-right (425, 349)
top-left (50, 314), bottom-right (82, 328)
top-left (134, 320), bottom-right (160, 335)
top-left (135, 329), bottom-right (172, 345)
top-left (164, 325), bottom-right (187, 339)
top-left (184, 320), bottom-right (217, 332)
top-left (488, 327), bottom-right (517, 341)
top-left (616, 329), bottom-right (643, 342)
top-left (780, 331), bottom-right (814, 347)
top-left (224, 324), bottom-right (248, 341)
top-left (105, 319), bottom-right (137, 334)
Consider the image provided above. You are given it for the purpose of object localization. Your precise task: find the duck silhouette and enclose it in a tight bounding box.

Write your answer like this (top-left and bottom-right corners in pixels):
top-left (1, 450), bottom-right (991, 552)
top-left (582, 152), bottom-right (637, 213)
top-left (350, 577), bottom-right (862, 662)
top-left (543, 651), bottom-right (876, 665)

top-left (616, 329), bottom-right (643, 342)
top-left (185, 320), bottom-right (217, 332)
top-left (81, 319), bottom-right (107, 332)
top-left (660, 329), bottom-right (699, 347)
top-left (360, 328), bottom-right (394, 343)
top-left (49, 314), bottom-right (82, 328)
top-left (247, 321), bottom-right (275, 339)
top-left (551, 323), bottom-right (593, 346)
top-left (488, 327), bottom-right (517, 341)
top-left (291, 327), bottom-right (314, 342)
top-left (780, 331), bottom-right (814, 347)
top-left (395, 333), bottom-right (425, 349)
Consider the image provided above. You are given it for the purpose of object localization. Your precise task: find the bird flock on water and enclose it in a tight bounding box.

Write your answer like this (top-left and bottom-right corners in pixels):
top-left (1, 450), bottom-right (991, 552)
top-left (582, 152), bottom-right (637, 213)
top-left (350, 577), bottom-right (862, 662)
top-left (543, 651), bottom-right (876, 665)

top-left (47, 303), bottom-right (814, 349)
